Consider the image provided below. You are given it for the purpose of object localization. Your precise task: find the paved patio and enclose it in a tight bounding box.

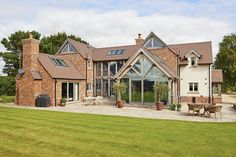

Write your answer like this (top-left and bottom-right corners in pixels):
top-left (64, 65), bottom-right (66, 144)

top-left (1, 102), bottom-right (235, 122)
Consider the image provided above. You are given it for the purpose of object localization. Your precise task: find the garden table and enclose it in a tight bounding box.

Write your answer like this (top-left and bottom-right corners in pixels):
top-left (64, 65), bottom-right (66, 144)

top-left (84, 97), bottom-right (96, 106)
top-left (188, 103), bottom-right (214, 116)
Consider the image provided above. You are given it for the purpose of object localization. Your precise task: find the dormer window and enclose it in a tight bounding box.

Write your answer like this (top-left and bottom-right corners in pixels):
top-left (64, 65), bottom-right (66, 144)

top-left (185, 49), bottom-right (201, 67)
top-left (191, 57), bottom-right (197, 66)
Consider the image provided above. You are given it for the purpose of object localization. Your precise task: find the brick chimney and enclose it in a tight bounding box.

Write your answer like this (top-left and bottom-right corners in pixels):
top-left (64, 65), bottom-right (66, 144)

top-left (21, 32), bottom-right (40, 72)
top-left (135, 33), bottom-right (144, 46)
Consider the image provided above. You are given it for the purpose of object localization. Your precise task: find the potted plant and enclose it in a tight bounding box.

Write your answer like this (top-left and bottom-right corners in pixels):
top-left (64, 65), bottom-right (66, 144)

top-left (60, 98), bottom-right (66, 107)
top-left (153, 82), bottom-right (169, 110)
top-left (112, 81), bottom-right (127, 108)
top-left (171, 104), bottom-right (176, 111)
top-left (177, 104), bottom-right (182, 111)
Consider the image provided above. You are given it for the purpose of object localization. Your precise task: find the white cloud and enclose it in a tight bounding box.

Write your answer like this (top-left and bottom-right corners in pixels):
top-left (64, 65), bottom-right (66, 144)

top-left (0, 7), bottom-right (233, 74)
top-left (31, 8), bottom-right (231, 55)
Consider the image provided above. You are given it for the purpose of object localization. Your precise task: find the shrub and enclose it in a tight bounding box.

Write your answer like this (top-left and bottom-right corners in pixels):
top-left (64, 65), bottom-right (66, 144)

top-left (171, 104), bottom-right (176, 110)
top-left (112, 82), bottom-right (127, 101)
top-left (0, 76), bottom-right (15, 96)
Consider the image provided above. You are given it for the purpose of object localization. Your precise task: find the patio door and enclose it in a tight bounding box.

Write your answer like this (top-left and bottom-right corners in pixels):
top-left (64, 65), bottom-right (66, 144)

top-left (62, 82), bottom-right (79, 102)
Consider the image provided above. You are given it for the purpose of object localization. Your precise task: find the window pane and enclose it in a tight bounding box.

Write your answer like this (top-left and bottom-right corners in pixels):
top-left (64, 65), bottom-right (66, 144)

top-left (144, 38), bottom-right (153, 48)
top-left (62, 83), bottom-right (67, 98)
top-left (103, 79), bottom-right (108, 97)
top-left (153, 38), bottom-right (163, 48)
top-left (62, 44), bottom-right (69, 52)
top-left (96, 79), bottom-right (101, 96)
top-left (143, 57), bottom-right (153, 75)
top-left (68, 83), bottom-right (73, 101)
top-left (110, 80), bottom-right (115, 96)
top-left (87, 83), bottom-right (91, 91)
top-left (96, 63), bottom-right (101, 76)
top-left (146, 66), bottom-right (168, 81)
top-left (125, 68), bottom-right (140, 80)
top-left (121, 78), bottom-right (129, 103)
top-left (110, 61), bottom-right (116, 76)
top-left (191, 58), bottom-right (196, 66)
top-left (103, 62), bottom-right (108, 76)
top-left (194, 83), bottom-right (198, 91)
top-left (144, 80), bottom-right (155, 103)
top-left (131, 80), bottom-right (141, 102)
top-left (133, 59), bottom-right (142, 74)
top-left (69, 43), bottom-right (76, 52)
top-left (189, 83), bottom-right (193, 91)
top-left (117, 61), bottom-right (123, 72)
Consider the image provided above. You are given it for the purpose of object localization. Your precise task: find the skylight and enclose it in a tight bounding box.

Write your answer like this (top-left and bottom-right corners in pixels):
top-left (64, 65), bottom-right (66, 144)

top-left (108, 49), bottom-right (124, 55)
top-left (50, 58), bottom-right (68, 67)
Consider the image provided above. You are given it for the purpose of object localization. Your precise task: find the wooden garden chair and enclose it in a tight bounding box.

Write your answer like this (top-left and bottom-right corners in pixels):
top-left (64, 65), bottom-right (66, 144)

top-left (188, 104), bottom-right (202, 117)
top-left (206, 105), bottom-right (222, 119)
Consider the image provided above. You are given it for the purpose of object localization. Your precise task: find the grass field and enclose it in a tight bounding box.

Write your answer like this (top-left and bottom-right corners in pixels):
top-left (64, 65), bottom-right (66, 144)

top-left (0, 106), bottom-right (235, 157)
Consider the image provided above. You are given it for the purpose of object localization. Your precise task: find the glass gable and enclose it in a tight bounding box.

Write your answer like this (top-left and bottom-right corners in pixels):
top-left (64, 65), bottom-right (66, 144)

top-left (133, 59), bottom-right (142, 74)
top-left (124, 56), bottom-right (167, 81)
top-left (122, 55), bottom-right (169, 103)
top-left (62, 43), bottom-right (76, 53)
top-left (144, 37), bottom-right (165, 48)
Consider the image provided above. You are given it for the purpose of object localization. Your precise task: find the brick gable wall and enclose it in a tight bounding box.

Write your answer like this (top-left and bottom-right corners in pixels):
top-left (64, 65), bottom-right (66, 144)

top-left (58, 53), bottom-right (93, 97)
top-left (149, 48), bottom-right (177, 73)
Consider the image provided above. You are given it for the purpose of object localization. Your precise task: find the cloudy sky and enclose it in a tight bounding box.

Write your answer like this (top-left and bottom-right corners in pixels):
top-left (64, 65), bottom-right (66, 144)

top-left (0, 0), bottom-right (235, 75)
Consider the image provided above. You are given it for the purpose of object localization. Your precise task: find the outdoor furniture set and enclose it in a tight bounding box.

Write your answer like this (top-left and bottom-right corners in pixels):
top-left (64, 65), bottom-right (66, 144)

top-left (83, 96), bottom-right (103, 106)
top-left (188, 103), bottom-right (222, 119)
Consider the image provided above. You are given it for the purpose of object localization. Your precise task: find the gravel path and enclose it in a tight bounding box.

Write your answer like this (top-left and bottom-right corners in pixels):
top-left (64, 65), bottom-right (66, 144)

top-left (1, 102), bottom-right (235, 122)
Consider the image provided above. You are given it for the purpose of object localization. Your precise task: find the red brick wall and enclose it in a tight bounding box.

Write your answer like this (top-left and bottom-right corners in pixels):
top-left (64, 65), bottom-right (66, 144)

top-left (149, 48), bottom-right (177, 73)
top-left (57, 53), bottom-right (94, 97)
top-left (180, 96), bottom-right (210, 103)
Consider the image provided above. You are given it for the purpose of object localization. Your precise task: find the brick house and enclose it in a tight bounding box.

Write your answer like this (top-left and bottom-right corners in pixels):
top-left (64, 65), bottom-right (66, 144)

top-left (15, 32), bottom-right (223, 106)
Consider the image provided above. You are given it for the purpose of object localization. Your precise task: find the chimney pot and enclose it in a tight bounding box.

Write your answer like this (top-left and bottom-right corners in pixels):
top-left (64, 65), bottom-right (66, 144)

top-left (138, 34), bottom-right (141, 39)
top-left (135, 33), bottom-right (144, 46)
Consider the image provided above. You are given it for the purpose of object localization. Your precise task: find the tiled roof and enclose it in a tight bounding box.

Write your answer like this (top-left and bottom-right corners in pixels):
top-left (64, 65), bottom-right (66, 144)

top-left (169, 41), bottom-right (213, 65)
top-left (63, 38), bottom-right (213, 65)
top-left (212, 70), bottom-right (223, 83)
top-left (67, 38), bottom-right (93, 59)
top-left (92, 45), bottom-right (140, 61)
top-left (57, 38), bottom-right (93, 59)
top-left (38, 53), bottom-right (85, 80)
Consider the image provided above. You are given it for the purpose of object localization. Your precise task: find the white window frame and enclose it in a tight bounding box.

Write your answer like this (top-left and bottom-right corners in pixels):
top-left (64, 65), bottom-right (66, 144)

top-left (87, 60), bottom-right (92, 69)
top-left (189, 82), bottom-right (198, 92)
top-left (190, 57), bottom-right (197, 67)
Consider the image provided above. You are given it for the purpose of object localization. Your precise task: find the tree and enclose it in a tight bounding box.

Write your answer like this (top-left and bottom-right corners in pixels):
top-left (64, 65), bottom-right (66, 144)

top-left (214, 33), bottom-right (236, 92)
top-left (0, 31), bottom-right (41, 76)
top-left (0, 76), bottom-right (15, 96)
top-left (40, 32), bottom-right (88, 54)
top-left (0, 31), bottom-right (88, 76)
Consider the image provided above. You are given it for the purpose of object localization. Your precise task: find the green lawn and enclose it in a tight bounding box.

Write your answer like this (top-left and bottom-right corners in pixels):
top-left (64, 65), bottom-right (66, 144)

top-left (0, 106), bottom-right (235, 157)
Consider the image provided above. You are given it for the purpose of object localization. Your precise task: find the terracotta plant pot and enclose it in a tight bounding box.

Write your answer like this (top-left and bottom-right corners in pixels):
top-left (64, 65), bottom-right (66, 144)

top-left (156, 102), bottom-right (164, 110)
top-left (116, 100), bottom-right (124, 108)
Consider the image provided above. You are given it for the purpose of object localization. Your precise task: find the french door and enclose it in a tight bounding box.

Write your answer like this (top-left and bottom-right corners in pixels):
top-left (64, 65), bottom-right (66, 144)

top-left (62, 82), bottom-right (79, 102)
